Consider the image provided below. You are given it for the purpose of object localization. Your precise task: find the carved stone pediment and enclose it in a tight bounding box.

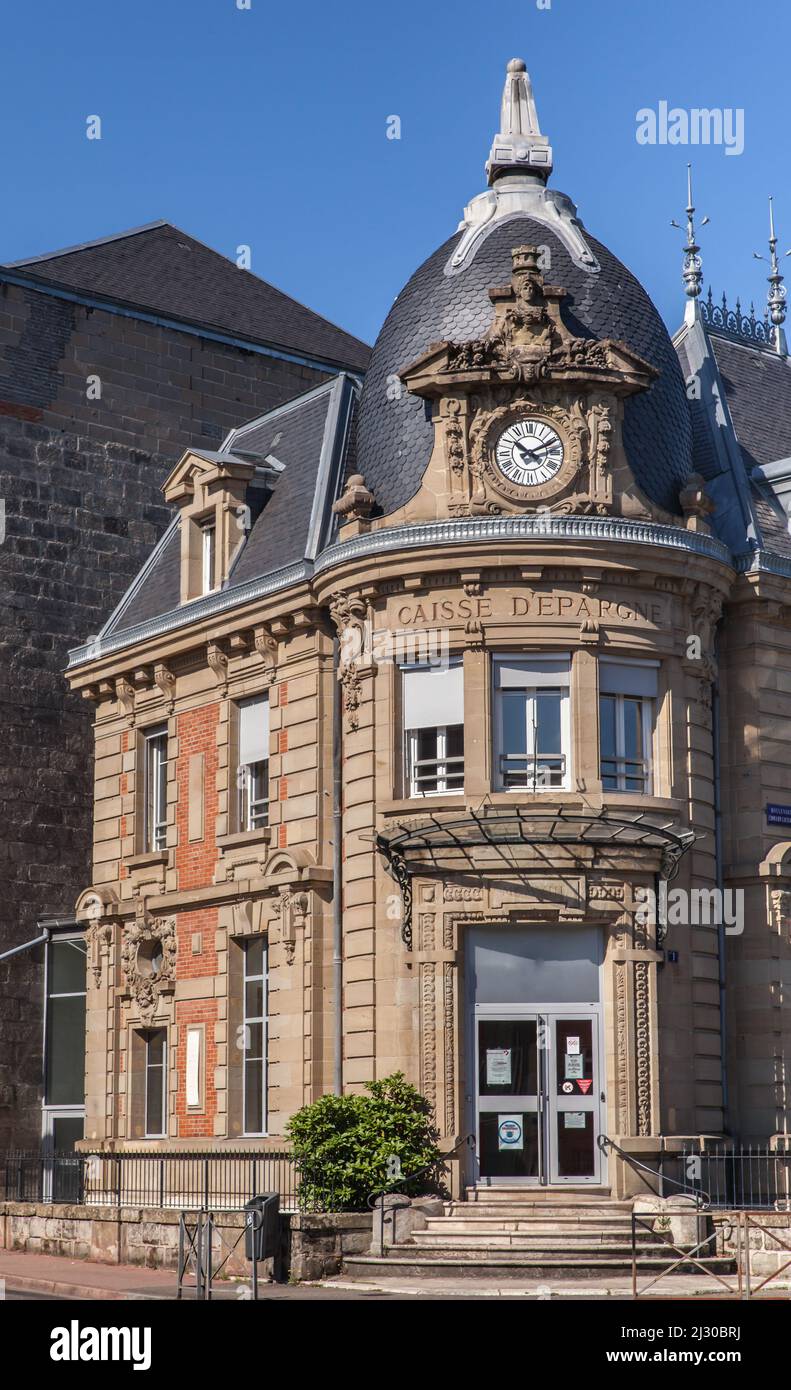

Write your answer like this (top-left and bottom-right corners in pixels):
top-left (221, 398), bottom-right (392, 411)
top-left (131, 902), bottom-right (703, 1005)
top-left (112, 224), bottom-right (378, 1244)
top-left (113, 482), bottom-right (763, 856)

top-left (382, 246), bottom-right (662, 528)
top-left (401, 246), bottom-right (658, 401)
top-left (120, 905), bottom-right (176, 1024)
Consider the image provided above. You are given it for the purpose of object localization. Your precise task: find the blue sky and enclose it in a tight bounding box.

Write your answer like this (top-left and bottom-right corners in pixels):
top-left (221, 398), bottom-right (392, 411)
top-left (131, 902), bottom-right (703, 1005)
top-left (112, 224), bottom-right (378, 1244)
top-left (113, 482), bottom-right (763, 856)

top-left (1, 0), bottom-right (788, 347)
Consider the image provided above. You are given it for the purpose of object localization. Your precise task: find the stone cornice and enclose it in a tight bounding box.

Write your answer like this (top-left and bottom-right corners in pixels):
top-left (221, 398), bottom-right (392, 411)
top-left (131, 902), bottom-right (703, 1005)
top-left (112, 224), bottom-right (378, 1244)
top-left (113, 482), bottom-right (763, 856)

top-left (68, 515), bottom-right (734, 676)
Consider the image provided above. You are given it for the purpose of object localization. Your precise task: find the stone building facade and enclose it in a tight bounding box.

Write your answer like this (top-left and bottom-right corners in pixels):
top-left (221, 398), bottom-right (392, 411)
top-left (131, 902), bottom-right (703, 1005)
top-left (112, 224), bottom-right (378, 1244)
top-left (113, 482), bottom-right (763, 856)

top-left (0, 223), bottom-right (368, 1146)
top-left (64, 64), bottom-right (791, 1194)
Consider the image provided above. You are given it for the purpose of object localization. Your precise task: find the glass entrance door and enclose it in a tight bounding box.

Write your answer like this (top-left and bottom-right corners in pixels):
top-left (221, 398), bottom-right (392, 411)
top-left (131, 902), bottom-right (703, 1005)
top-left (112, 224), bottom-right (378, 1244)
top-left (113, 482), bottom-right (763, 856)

top-left (475, 1011), bottom-right (602, 1184)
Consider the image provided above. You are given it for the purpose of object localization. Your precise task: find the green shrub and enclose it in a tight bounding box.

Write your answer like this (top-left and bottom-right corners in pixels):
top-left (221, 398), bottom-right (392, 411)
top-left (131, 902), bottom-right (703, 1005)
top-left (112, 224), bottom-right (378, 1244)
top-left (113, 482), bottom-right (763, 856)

top-left (286, 1072), bottom-right (442, 1212)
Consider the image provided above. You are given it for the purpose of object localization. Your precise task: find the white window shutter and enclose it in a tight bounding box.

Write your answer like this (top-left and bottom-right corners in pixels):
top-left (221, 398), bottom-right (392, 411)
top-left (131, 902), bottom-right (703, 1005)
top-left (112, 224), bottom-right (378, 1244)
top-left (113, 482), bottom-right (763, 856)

top-left (403, 664), bottom-right (464, 730)
top-left (599, 661), bottom-right (659, 698)
top-left (239, 696), bottom-right (269, 764)
top-left (496, 656), bottom-right (571, 689)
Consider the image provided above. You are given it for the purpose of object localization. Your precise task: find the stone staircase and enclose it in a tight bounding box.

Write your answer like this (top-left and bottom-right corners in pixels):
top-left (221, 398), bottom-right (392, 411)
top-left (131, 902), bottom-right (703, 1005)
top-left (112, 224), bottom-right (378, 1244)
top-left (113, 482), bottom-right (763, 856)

top-left (342, 1189), bottom-right (735, 1282)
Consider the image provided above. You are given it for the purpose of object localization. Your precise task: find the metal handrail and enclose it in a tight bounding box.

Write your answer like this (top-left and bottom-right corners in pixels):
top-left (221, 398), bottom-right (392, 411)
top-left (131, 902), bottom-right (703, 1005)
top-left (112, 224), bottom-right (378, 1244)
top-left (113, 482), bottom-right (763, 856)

top-left (598, 1134), bottom-right (711, 1210)
top-left (367, 1133), bottom-right (476, 1257)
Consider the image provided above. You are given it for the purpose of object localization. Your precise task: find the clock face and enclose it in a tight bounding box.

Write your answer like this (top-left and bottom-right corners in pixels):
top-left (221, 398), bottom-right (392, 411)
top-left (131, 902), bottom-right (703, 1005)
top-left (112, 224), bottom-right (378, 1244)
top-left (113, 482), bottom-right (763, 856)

top-left (494, 418), bottom-right (565, 488)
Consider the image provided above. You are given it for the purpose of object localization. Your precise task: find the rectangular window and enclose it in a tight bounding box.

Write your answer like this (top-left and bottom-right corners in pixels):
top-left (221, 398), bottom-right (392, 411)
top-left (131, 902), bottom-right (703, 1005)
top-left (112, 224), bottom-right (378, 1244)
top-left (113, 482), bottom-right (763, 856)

top-left (238, 696), bottom-right (269, 830)
top-left (243, 938), bottom-right (267, 1136)
top-left (402, 663), bottom-right (464, 797)
top-left (144, 725), bottom-right (168, 852)
top-left (45, 937), bottom-right (87, 1106)
top-left (494, 656), bottom-right (570, 791)
top-left (598, 660), bottom-right (658, 793)
top-left (201, 521), bottom-right (216, 594)
top-left (144, 1029), bottom-right (168, 1137)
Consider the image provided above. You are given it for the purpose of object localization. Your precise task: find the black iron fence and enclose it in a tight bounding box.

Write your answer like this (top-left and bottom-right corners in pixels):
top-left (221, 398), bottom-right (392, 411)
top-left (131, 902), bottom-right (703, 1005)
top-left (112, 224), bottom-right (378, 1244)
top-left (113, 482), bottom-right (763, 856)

top-left (0, 1149), bottom-right (299, 1212)
top-left (679, 1145), bottom-right (791, 1210)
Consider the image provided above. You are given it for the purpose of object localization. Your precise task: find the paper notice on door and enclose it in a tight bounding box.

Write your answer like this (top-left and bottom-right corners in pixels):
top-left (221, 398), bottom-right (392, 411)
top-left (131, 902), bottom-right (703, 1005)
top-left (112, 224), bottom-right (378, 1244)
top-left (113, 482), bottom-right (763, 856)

top-left (564, 1112), bottom-right (586, 1129)
top-left (497, 1114), bottom-right (523, 1150)
top-left (564, 1053), bottom-right (584, 1079)
top-left (486, 1048), bottom-right (512, 1085)
top-left (566, 1036), bottom-right (580, 1054)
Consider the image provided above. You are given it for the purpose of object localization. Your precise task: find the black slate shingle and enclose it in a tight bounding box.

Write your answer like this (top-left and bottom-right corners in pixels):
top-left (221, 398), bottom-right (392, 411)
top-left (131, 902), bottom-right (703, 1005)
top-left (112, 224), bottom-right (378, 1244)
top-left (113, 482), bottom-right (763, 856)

top-left (357, 216), bottom-right (693, 516)
top-left (7, 223), bottom-right (370, 372)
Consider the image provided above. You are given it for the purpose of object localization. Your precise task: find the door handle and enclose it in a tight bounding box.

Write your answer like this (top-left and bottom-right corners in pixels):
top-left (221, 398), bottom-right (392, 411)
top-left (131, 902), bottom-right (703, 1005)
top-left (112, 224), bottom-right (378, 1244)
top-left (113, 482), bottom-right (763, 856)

top-left (600, 1092), bottom-right (605, 1103)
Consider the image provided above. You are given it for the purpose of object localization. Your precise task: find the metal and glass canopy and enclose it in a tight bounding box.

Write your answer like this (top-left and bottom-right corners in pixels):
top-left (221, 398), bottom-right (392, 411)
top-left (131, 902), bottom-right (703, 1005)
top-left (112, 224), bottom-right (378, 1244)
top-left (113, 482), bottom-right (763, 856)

top-left (374, 806), bottom-right (697, 949)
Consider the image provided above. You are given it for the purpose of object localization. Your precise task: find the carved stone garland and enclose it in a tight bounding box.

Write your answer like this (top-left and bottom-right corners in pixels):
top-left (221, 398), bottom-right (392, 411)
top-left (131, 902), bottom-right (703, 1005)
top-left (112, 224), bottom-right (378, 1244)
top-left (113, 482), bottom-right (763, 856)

top-left (120, 907), bottom-right (177, 1024)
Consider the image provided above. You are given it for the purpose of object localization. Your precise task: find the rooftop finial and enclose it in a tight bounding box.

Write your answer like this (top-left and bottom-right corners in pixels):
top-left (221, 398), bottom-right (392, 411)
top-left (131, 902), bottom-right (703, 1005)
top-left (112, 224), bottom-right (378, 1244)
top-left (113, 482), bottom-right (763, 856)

top-left (753, 197), bottom-right (790, 354)
top-left (671, 163), bottom-right (709, 325)
top-left (485, 58), bottom-right (553, 186)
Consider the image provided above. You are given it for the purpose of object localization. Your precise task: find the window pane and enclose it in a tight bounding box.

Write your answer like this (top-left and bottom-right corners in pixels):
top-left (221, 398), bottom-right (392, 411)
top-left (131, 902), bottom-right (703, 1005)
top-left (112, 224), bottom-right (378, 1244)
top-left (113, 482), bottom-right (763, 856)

top-left (414, 726), bottom-right (439, 793)
top-left (502, 691), bottom-right (527, 755)
top-left (599, 695), bottom-right (618, 789)
top-left (599, 695), bottom-right (617, 758)
top-left (535, 691), bottom-right (561, 753)
top-left (245, 979), bottom-right (264, 1019)
top-left (146, 1061), bottom-right (164, 1135)
top-left (245, 938), bottom-right (264, 977)
top-left (445, 724), bottom-right (464, 790)
top-left (46, 996), bottom-right (86, 1104)
top-left (245, 1060), bottom-right (264, 1134)
top-left (623, 698), bottom-right (643, 760)
top-left (49, 939), bottom-right (86, 995)
top-left (246, 1022), bottom-right (264, 1060)
top-left (147, 1030), bottom-right (165, 1067)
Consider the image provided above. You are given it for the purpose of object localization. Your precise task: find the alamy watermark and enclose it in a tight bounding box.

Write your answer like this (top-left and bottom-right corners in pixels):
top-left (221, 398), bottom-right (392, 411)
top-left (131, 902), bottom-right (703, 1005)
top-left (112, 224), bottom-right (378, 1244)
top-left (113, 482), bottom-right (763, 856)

top-left (339, 620), bottom-right (450, 670)
top-left (635, 884), bottom-right (744, 935)
top-left (636, 102), bottom-right (744, 157)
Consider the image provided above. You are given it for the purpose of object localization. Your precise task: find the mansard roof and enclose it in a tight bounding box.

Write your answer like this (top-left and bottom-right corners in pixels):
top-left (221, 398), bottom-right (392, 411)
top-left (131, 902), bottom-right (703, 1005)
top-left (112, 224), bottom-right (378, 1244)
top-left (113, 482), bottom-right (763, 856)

top-left (99, 374), bottom-right (358, 642)
top-left (4, 221), bottom-right (370, 372)
top-left (674, 311), bottom-right (791, 562)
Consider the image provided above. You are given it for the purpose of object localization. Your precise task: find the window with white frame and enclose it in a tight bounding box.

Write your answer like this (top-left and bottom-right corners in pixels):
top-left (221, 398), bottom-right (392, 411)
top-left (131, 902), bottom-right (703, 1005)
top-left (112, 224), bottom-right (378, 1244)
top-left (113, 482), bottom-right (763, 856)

top-left (403, 662), bottom-right (464, 797)
top-left (201, 519), bottom-right (216, 595)
top-left (143, 725), bottom-right (168, 852)
top-left (238, 696), bottom-right (269, 830)
top-left (243, 938), bottom-right (267, 1135)
top-left (598, 660), bottom-right (658, 793)
top-left (494, 656), bottom-right (571, 791)
top-left (144, 1029), bottom-right (167, 1137)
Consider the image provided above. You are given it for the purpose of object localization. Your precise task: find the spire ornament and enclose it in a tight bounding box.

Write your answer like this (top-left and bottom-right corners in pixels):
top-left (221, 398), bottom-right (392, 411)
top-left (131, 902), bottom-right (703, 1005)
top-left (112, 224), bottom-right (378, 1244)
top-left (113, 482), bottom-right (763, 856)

top-left (753, 197), bottom-right (790, 355)
top-left (671, 164), bottom-right (708, 325)
top-left (485, 58), bottom-right (553, 186)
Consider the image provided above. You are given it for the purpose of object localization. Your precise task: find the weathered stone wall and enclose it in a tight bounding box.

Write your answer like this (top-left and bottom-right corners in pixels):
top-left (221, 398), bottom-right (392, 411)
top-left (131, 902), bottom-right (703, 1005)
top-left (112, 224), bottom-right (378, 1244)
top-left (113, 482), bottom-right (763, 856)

top-left (0, 1201), bottom-right (260, 1277)
top-left (288, 1212), bottom-right (374, 1281)
top-left (0, 277), bottom-right (332, 1147)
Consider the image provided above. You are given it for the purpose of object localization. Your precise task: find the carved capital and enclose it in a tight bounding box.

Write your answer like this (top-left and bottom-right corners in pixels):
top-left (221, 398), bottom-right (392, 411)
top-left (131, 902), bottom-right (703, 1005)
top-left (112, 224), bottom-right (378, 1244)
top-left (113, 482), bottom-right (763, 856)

top-left (153, 663), bottom-right (176, 712)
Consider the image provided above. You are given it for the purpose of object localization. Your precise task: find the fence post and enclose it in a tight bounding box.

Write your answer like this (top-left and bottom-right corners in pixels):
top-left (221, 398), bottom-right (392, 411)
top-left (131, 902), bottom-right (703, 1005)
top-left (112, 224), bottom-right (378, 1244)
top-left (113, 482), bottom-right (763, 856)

top-left (203, 1158), bottom-right (209, 1210)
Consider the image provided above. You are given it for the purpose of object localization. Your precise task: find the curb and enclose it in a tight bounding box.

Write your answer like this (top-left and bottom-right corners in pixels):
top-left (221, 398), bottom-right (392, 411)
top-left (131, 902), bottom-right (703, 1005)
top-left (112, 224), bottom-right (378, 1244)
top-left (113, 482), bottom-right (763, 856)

top-left (3, 1274), bottom-right (173, 1301)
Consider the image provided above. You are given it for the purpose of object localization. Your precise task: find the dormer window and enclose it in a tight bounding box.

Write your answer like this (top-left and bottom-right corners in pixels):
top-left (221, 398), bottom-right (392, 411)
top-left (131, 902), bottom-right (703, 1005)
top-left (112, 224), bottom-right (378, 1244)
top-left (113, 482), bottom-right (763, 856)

top-left (201, 520), bottom-right (216, 595)
top-left (162, 449), bottom-right (255, 604)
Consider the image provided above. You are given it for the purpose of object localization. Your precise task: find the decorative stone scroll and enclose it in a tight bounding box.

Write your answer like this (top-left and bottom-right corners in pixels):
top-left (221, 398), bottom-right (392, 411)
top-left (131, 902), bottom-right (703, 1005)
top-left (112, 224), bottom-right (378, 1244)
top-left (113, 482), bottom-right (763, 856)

top-left (120, 903), bottom-right (177, 1024)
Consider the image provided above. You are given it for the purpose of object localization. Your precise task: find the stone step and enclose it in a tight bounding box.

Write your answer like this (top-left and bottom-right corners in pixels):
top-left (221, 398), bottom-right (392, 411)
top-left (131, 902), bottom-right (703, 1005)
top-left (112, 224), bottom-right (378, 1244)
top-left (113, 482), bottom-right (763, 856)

top-left (342, 1254), bottom-right (736, 1281)
top-left (407, 1239), bottom-right (715, 1261)
top-left (444, 1206), bottom-right (635, 1221)
top-left (464, 1187), bottom-right (620, 1204)
top-left (417, 1230), bottom-right (656, 1247)
top-left (430, 1214), bottom-right (637, 1230)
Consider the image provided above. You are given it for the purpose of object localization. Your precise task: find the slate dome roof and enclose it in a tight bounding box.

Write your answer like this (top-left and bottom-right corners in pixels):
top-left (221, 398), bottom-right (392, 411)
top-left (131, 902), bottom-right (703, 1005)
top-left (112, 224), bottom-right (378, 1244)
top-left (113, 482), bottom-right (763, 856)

top-left (358, 65), bottom-right (692, 519)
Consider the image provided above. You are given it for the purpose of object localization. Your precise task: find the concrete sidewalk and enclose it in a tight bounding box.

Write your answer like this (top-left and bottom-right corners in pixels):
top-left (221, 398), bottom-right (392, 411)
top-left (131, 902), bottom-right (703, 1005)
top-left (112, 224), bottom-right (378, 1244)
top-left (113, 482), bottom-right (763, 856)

top-left (0, 1250), bottom-right (178, 1301)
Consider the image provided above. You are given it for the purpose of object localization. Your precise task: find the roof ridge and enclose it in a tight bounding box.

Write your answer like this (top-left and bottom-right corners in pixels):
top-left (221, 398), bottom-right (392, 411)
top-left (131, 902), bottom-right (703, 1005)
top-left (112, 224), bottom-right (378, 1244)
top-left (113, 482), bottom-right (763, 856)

top-left (220, 374), bottom-right (354, 452)
top-left (4, 220), bottom-right (173, 268)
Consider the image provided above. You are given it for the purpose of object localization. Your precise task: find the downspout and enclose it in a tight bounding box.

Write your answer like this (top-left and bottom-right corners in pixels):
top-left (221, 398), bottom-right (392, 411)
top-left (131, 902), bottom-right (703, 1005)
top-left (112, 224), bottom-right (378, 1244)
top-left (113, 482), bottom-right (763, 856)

top-left (712, 627), bottom-right (729, 1129)
top-left (0, 926), bottom-right (50, 962)
top-left (332, 636), bottom-right (343, 1095)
